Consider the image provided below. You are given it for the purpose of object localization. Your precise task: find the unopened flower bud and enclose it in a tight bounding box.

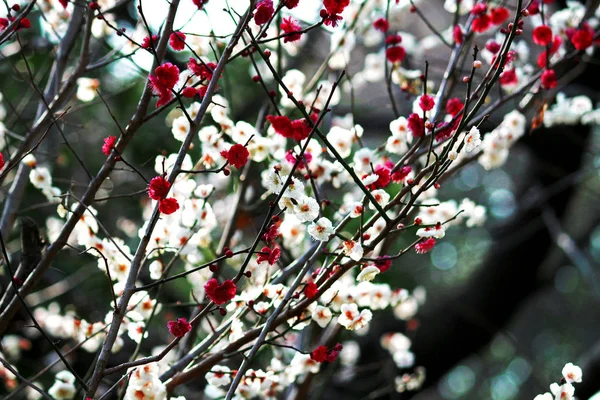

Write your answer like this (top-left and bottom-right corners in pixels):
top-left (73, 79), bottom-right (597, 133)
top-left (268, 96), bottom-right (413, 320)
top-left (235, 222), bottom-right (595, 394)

top-left (22, 154), bottom-right (37, 168)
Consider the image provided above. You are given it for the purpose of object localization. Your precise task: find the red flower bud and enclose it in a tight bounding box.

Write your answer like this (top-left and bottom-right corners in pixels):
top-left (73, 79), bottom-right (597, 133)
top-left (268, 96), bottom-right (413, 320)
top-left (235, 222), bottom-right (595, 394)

top-left (168, 318), bottom-right (191, 337)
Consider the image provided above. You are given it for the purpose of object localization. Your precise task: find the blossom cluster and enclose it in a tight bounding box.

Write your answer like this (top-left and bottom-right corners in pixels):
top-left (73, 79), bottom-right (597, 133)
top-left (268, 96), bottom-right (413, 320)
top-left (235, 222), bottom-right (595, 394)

top-left (0, 0), bottom-right (598, 398)
top-left (534, 362), bottom-right (583, 400)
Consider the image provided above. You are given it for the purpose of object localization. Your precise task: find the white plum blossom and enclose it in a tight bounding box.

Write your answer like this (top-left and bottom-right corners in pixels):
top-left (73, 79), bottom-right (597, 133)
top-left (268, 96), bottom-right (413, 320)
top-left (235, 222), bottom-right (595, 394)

top-left (550, 382), bottom-right (575, 400)
top-left (478, 110), bottom-right (526, 170)
top-left (286, 177), bottom-right (306, 198)
top-left (293, 196), bottom-right (320, 222)
top-left (76, 77), bottom-right (100, 102)
top-left (535, 362), bottom-right (583, 400)
top-left (394, 367), bottom-right (426, 392)
top-left (309, 80), bottom-right (341, 109)
top-left (393, 350), bottom-right (415, 368)
top-left (544, 93), bottom-right (595, 127)
top-left (354, 282), bottom-right (392, 310)
top-left (22, 154), bottom-right (37, 168)
top-left (443, 0), bottom-right (474, 15)
top-left (361, 52), bottom-right (385, 80)
top-left (78, 321), bottom-right (105, 352)
top-left (326, 126), bottom-right (354, 158)
top-left (460, 198), bottom-right (487, 227)
top-left (361, 173), bottom-right (379, 186)
top-left (307, 217), bottom-right (334, 241)
top-left (479, 135), bottom-right (510, 170)
top-left (342, 240), bottom-right (364, 261)
top-left (48, 371), bottom-right (76, 400)
top-left (312, 305), bottom-right (333, 328)
top-left (463, 126), bottom-right (482, 153)
top-left (348, 202), bottom-right (364, 218)
top-left (129, 291), bottom-right (159, 320)
top-left (390, 116), bottom-right (410, 138)
top-left (198, 125), bottom-right (220, 144)
top-left (263, 169), bottom-right (284, 194)
top-left (416, 223), bottom-right (446, 239)
top-left (393, 295), bottom-right (419, 320)
top-left (1, 335), bottom-right (26, 360)
top-left (206, 365), bottom-right (232, 386)
top-left (194, 184), bottom-right (214, 198)
top-left (247, 135), bottom-right (271, 162)
top-left (364, 217), bottom-right (387, 246)
top-left (171, 116), bottom-right (191, 142)
top-left (356, 266), bottom-right (380, 282)
top-left (381, 332), bottom-right (411, 353)
top-left (501, 110), bottom-right (527, 141)
top-left (549, 1), bottom-right (587, 34)
top-left (154, 153), bottom-right (193, 175)
top-left (125, 363), bottom-right (167, 400)
top-left (338, 303), bottom-right (373, 330)
top-left (290, 353), bottom-right (320, 375)
top-left (279, 214), bottom-right (306, 248)
top-left (381, 332), bottom-right (415, 368)
top-left (562, 363), bottom-right (583, 383)
top-left (353, 148), bottom-right (375, 173)
top-left (369, 189), bottom-right (390, 210)
top-left (339, 341), bottom-right (360, 365)
top-left (127, 320), bottom-right (147, 343)
top-left (280, 69), bottom-right (306, 108)
top-left (231, 121), bottom-right (257, 144)
top-left (29, 167), bottom-right (52, 189)
top-left (386, 134), bottom-right (409, 154)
